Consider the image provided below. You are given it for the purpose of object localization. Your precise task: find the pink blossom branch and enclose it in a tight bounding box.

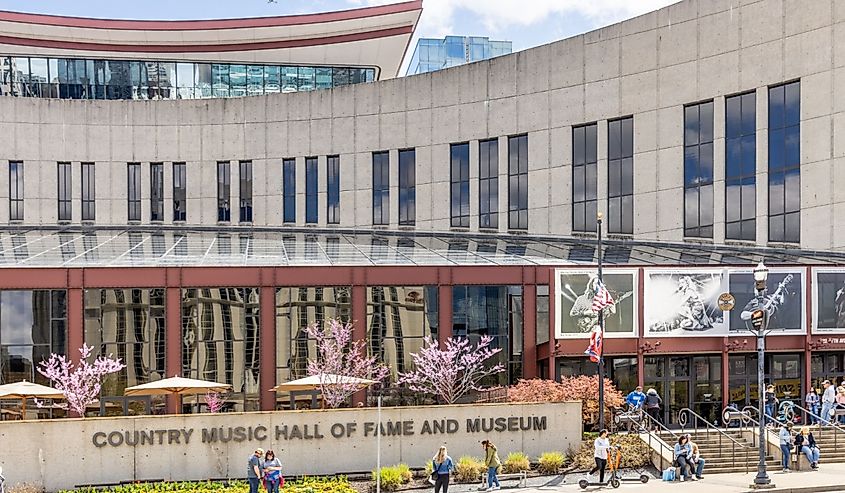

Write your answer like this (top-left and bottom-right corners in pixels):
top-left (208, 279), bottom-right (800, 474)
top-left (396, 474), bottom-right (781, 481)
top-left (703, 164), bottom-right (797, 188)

top-left (398, 335), bottom-right (505, 404)
top-left (37, 343), bottom-right (125, 416)
top-left (205, 391), bottom-right (226, 413)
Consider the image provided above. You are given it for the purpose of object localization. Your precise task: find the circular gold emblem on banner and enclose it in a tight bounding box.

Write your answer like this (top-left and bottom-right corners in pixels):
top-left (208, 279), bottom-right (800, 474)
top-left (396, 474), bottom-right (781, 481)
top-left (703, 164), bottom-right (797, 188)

top-left (718, 293), bottom-right (736, 311)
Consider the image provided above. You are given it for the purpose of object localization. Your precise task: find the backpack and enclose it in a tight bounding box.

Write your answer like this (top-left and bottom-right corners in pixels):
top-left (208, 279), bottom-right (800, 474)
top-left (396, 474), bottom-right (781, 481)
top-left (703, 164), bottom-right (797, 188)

top-left (662, 467), bottom-right (676, 482)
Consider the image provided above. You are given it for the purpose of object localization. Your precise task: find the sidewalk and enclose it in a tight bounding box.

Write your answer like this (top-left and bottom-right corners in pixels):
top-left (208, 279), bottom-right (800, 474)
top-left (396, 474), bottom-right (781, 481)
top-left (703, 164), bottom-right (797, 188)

top-left (446, 463), bottom-right (845, 493)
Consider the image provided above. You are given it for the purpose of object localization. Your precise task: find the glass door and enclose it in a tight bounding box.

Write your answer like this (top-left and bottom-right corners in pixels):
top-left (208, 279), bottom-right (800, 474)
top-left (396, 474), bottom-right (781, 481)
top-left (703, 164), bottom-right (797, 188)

top-left (692, 356), bottom-right (722, 424)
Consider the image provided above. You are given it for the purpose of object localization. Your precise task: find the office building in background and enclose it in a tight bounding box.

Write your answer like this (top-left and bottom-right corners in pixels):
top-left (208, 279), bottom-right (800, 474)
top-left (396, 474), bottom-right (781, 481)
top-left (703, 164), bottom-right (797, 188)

top-left (406, 35), bottom-right (511, 75)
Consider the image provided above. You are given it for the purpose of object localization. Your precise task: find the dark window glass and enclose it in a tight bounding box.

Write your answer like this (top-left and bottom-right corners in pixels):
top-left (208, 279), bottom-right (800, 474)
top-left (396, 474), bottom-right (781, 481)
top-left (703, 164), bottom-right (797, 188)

top-left (684, 102), bottom-right (714, 238)
top-left (572, 123), bottom-right (598, 233)
top-left (81, 162), bottom-right (95, 221)
top-left (399, 149), bottom-right (415, 226)
top-left (150, 162), bottom-right (164, 222)
top-left (127, 162), bottom-right (141, 222)
top-left (57, 161), bottom-right (71, 221)
top-left (9, 161), bottom-right (23, 221)
top-left (283, 159), bottom-right (295, 223)
top-left (607, 117), bottom-right (633, 234)
top-left (479, 138), bottom-right (499, 229)
top-left (768, 81), bottom-right (800, 243)
top-left (217, 161), bottom-right (230, 222)
top-left (508, 135), bottom-right (528, 230)
top-left (181, 288), bottom-right (260, 412)
top-left (327, 155), bottom-right (340, 225)
top-left (172, 162), bottom-right (186, 222)
top-left (450, 143), bottom-right (470, 227)
top-left (305, 157), bottom-right (318, 224)
top-left (725, 92), bottom-right (756, 240)
top-left (373, 151), bottom-right (390, 225)
top-left (239, 160), bottom-right (252, 223)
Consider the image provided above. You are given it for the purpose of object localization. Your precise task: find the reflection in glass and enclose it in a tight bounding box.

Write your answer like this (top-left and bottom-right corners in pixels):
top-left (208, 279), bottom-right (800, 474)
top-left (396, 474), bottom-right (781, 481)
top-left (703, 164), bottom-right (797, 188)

top-left (479, 139), bottom-right (499, 229)
top-left (607, 118), bottom-right (633, 234)
top-left (367, 287), bottom-right (437, 381)
top-left (283, 159), bottom-right (296, 223)
top-left (684, 102), bottom-right (714, 238)
top-left (373, 152), bottom-right (390, 225)
top-left (305, 157), bottom-right (318, 224)
top-left (0, 290), bottom-right (66, 386)
top-left (398, 150), bottom-right (416, 226)
top-left (327, 156), bottom-right (340, 224)
top-left (127, 162), bottom-right (141, 221)
top-left (768, 81), bottom-right (801, 243)
top-left (276, 287), bottom-right (351, 385)
top-left (451, 143), bottom-right (470, 227)
top-left (572, 124), bottom-right (598, 232)
top-left (507, 135), bottom-right (528, 230)
top-left (182, 288), bottom-right (260, 412)
top-left (725, 92), bottom-right (756, 240)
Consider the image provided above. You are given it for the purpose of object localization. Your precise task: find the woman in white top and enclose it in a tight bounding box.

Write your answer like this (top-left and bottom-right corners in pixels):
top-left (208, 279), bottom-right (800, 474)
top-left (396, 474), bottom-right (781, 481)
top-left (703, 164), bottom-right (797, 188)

top-left (588, 429), bottom-right (611, 483)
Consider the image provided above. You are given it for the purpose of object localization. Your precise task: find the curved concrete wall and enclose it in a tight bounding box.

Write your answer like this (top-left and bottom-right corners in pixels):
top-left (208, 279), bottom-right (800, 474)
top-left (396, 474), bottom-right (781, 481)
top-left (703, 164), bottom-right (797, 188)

top-left (0, 0), bottom-right (841, 250)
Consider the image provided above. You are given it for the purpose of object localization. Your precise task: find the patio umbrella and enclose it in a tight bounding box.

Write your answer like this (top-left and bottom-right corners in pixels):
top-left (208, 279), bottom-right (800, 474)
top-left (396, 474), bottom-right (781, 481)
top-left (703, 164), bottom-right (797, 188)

top-left (0, 380), bottom-right (65, 418)
top-left (270, 374), bottom-right (377, 392)
top-left (124, 376), bottom-right (231, 397)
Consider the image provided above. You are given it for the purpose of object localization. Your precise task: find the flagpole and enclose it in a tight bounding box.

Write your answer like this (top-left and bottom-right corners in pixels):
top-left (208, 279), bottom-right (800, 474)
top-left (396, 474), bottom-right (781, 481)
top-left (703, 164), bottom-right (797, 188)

top-left (597, 211), bottom-right (605, 431)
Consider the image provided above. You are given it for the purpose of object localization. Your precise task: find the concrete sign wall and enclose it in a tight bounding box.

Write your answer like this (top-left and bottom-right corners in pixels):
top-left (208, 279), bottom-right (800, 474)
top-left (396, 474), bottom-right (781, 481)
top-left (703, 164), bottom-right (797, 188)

top-left (0, 401), bottom-right (580, 492)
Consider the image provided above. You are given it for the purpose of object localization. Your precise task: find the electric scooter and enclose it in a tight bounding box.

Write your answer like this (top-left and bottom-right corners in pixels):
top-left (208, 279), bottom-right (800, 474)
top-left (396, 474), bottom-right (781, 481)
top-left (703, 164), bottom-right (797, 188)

top-left (578, 446), bottom-right (649, 489)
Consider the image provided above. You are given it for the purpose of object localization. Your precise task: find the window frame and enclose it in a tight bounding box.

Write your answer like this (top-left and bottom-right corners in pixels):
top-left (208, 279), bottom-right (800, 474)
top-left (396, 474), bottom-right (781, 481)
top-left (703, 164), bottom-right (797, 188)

top-left (81, 161), bottom-right (95, 221)
top-left (398, 149), bottom-right (416, 226)
top-left (57, 161), bottom-right (72, 222)
top-left (479, 138), bottom-right (499, 229)
top-left (326, 155), bottom-right (340, 225)
top-left (283, 158), bottom-right (296, 223)
top-left (150, 162), bottom-right (164, 222)
top-left (305, 157), bottom-right (318, 224)
top-left (127, 162), bottom-right (141, 222)
top-left (450, 142), bottom-right (470, 228)
top-left (217, 160), bottom-right (231, 222)
top-left (9, 161), bottom-right (23, 221)
top-left (372, 151), bottom-right (390, 226)
top-left (572, 123), bottom-right (598, 233)
top-left (607, 117), bottom-right (634, 235)
top-left (767, 81), bottom-right (801, 244)
top-left (507, 134), bottom-right (528, 230)
top-left (683, 101), bottom-right (715, 238)
top-left (172, 162), bottom-right (186, 222)
top-left (239, 160), bottom-right (253, 223)
top-left (725, 91), bottom-right (757, 241)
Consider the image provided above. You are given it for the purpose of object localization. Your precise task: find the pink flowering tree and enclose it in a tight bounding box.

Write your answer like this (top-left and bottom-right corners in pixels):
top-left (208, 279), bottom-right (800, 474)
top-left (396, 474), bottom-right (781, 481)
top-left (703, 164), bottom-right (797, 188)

top-left (205, 391), bottom-right (226, 413)
top-left (305, 319), bottom-right (390, 408)
top-left (398, 335), bottom-right (505, 404)
top-left (37, 343), bottom-right (125, 416)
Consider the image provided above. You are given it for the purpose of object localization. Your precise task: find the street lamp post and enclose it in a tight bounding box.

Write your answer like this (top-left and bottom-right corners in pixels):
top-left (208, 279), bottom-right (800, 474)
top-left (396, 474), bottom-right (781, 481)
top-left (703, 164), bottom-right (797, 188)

top-left (597, 212), bottom-right (605, 431)
top-left (748, 262), bottom-right (772, 488)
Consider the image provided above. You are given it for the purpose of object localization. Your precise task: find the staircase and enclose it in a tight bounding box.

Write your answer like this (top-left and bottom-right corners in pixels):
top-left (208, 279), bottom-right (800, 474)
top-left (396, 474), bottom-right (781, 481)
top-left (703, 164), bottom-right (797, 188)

top-left (676, 430), bottom-right (779, 474)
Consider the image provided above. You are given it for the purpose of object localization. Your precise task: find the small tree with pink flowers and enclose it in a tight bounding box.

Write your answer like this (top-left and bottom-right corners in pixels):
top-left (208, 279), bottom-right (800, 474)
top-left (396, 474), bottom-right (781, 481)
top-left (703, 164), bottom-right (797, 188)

top-left (204, 391), bottom-right (226, 413)
top-left (305, 319), bottom-right (390, 408)
top-left (37, 343), bottom-right (125, 416)
top-left (398, 335), bottom-right (505, 404)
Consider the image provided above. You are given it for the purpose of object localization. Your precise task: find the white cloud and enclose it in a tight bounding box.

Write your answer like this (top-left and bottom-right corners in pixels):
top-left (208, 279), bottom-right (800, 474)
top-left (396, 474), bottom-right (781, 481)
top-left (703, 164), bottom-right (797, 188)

top-left (350, 0), bottom-right (680, 39)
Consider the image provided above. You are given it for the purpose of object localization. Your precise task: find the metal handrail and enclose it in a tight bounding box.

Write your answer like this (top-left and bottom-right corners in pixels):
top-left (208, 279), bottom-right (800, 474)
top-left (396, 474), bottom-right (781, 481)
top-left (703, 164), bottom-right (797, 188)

top-left (788, 402), bottom-right (845, 451)
top-left (741, 405), bottom-right (780, 439)
top-left (641, 408), bottom-right (679, 439)
top-left (678, 407), bottom-right (752, 474)
top-left (626, 410), bottom-right (677, 472)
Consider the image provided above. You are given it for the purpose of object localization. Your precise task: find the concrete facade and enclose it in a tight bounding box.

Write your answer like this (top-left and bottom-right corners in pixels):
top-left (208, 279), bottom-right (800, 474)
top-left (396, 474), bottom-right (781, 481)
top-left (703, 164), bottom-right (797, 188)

top-left (0, 401), bottom-right (581, 492)
top-left (0, 0), bottom-right (842, 250)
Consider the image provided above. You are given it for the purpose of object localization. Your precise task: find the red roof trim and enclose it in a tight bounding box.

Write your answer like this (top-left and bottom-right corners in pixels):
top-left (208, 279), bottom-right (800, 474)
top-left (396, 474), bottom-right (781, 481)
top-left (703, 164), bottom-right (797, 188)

top-left (0, 25), bottom-right (413, 53)
top-left (0, 1), bottom-right (422, 31)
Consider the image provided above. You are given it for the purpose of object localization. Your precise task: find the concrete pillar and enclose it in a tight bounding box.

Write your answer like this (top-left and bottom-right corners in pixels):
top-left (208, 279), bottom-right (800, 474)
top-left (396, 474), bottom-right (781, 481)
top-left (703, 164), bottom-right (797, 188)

top-left (165, 286), bottom-right (182, 414)
top-left (260, 286), bottom-right (277, 411)
top-left (351, 284), bottom-right (367, 406)
top-left (523, 284), bottom-right (537, 379)
top-left (438, 284), bottom-right (453, 348)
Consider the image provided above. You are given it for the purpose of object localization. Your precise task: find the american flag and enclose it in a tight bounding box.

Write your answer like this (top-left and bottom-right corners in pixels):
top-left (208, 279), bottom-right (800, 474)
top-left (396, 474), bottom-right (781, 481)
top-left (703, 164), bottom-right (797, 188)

top-left (591, 279), bottom-right (615, 313)
top-left (584, 327), bottom-right (603, 363)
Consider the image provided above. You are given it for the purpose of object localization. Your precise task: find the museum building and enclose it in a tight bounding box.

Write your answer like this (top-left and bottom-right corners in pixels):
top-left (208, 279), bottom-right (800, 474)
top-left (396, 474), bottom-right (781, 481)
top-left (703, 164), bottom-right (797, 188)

top-left (2, 0), bottom-right (845, 425)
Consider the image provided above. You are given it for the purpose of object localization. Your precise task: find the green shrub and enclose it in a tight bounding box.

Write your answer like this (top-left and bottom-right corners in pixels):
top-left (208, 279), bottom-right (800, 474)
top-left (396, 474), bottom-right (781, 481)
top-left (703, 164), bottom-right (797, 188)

top-left (537, 451), bottom-right (566, 475)
top-left (424, 460), bottom-right (434, 476)
top-left (58, 477), bottom-right (355, 493)
top-left (502, 452), bottom-right (530, 473)
top-left (454, 456), bottom-right (485, 483)
top-left (372, 465), bottom-right (412, 491)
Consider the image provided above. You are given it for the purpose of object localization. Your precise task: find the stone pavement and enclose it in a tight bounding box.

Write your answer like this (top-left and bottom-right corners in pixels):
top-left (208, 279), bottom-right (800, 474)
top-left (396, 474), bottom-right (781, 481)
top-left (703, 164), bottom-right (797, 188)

top-left (444, 463), bottom-right (845, 493)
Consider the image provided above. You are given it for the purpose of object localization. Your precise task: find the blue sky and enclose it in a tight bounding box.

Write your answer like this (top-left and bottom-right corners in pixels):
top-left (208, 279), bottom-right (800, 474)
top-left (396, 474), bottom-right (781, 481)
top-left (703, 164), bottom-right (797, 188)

top-left (0, 0), bottom-right (679, 71)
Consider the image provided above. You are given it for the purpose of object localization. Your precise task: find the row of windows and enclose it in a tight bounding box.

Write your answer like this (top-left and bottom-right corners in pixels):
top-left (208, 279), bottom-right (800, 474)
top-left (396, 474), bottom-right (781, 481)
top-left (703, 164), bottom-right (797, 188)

top-left (0, 56), bottom-right (376, 101)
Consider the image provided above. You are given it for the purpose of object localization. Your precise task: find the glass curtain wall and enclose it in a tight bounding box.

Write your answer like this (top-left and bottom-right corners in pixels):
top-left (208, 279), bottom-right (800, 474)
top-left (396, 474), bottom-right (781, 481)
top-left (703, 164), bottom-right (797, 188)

top-left (84, 289), bottom-right (165, 415)
top-left (181, 288), bottom-right (260, 412)
top-left (1, 56), bottom-right (375, 100)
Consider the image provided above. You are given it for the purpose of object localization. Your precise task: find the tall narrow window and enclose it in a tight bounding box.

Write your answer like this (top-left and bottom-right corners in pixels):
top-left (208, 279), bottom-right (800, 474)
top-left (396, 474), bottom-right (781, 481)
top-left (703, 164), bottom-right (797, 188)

top-left (399, 149), bottom-right (415, 226)
top-left (684, 102), bottom-right (714, 238)
top-left (81, 162), bottom-right (95, 221)
top-left (172, 162), bottom-right (186, 222)
top-left (450, 143), bottom-right (470, 227)
top-left (127, 162), bottom-right (141, 221)
top-left (327, 155), bottom-right (340, 224)
top-left (57, 161), bottom-right (71, 221)
top-left (239, 160), bottom-right (252, 223)
top-left (9, 161), bottom-right (23, 221)
top-left (373, 151), bottom-right (390, 225)
top-left (283, 158), bottom-right (295, 223)
top-left (305, 157), bottom-right (318, 224)
top-left (508, 134), bottom-right (528, 230)
top-left (217, 160), bottom-right (230, 222)
top-left (572, 124), bottom-right (598, 232)
top-left (150, 162), bottom-right (164, 222)
top-left (607, 117), bottom-right (633, 234)
top-left (769, 81), bottom-right (800, 243)
top-left (479, 138), bottom-right (499, 229)
top-left (725, 92), bottom-right (756, 240)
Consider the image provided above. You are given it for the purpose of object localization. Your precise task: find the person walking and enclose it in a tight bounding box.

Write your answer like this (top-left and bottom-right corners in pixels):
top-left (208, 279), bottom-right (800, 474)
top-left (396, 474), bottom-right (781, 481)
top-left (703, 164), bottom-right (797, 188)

top-left (779, 422), bottom-right (793, 473)
top-left (821, 380), bottom-right (836, 425)
top-left (794, 428), bottom-right (820, 470)
top-left (431, 446), bottom-right (455, 493)
top-left (262, 450), bottom-right (282, 493)
top-left (674, 435), bottom-right (695, 481)
top-left (482, 440), bottom-right (501, 491)
top-left (765, 385), bottom-right (778, 426)
top-left (644, 388), bottom-right (662, 430)
top-left (836, 387), bottom-right (845, 425)
top-left (805, 387), bottom-right (820, 425)
top-left (588, 429), bottom-right (611, 484)
top-left (625, 385), bottom-right (646, 410)
top-left (247, 448), bottom-right (264, 493)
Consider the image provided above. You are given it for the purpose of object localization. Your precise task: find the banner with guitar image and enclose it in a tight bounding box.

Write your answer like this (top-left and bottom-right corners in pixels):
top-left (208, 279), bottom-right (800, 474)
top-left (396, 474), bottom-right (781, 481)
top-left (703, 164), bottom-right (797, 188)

top-left (554, 269), bottom-right (637, 338)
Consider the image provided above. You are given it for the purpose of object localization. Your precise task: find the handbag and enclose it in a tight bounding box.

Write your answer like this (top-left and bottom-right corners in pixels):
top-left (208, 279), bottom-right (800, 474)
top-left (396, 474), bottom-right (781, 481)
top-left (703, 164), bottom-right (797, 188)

top-left (662, 467), bottom-right (675, 482)
top-left (429, 461), bottom-right (439, 485)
